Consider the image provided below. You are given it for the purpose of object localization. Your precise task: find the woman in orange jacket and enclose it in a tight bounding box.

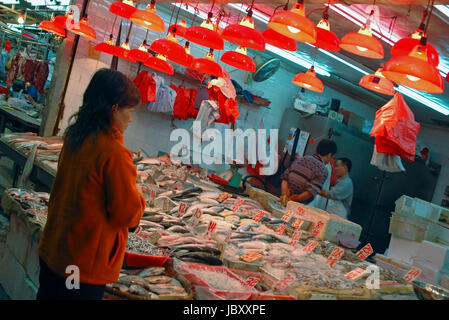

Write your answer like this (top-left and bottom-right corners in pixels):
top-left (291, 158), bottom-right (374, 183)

top-left (37, 69), bottom-right (145, 300)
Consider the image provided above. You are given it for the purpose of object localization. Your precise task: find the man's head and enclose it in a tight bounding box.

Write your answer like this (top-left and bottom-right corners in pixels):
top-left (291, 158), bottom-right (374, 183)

top-left (316, 139), bottom-right (337, 164)
top-left (335, 157), bottom-right (352, 178)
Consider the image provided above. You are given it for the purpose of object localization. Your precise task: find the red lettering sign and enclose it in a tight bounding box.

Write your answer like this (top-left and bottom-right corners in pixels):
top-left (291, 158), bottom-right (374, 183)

top-left (276, 224), bottom-right (287, 235)
top-left (253, 211), bottom-right (265, 222)
top-left (176, 202), bottom-right (187, 218)
top-left (313, 221), bottom-right (324, 237)
top-left (326, 247), bottom-right (344, 268)
top-left (244, 277), bottom-right (260, 288)
top-left (345, 268), bottom-right (366, 280)
top-left (189, 208), bottom-right (202, 227)
top-left (292, 219), bottom-right (304, 230)
top-left (302, 240), bottom-right (319, 253)
top-left (356, 243), bottom-right (374, 261)
top-left (281, 210), bottom-right (294, 222)
top-left (204, 221), bottom-right (217, 240)
top-left (232, 198), bottom-right (245, 212)
top-left (403, 267), bottom-right (422, 282)
top-left (290, 231), bottom-right (302, 247)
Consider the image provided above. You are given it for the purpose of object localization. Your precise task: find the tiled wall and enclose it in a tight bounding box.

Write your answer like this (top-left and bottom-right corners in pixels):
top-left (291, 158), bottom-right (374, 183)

top-left (59, 1), bottom-right (449, 203)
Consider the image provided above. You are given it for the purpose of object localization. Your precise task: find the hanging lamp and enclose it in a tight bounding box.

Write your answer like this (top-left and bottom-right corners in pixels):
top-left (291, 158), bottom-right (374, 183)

top-left (222, 8), bottom-right (265, 51)
top-left (391, 26), bottom-right (439, 67)
top-left (109, 0), bottom-right (137, 19)
top-left (130, 0), bottom-right (165, 33)
top-left (66, 16), bottom-right (96, 40)
top-left (184, 12), bottom-right (224, 50)
top-left (129, 40), bottom-right (151, 62)
top-left (262, 28), bottom-right (297, 51)
top-left (359, 68), bottom-right (395, 96)
top-left (169, 41), bottom-right (195, 68)
top-left (339, 8), bottom-right (383, 59)
top-left (169, 19), bottom-right (188, 38)
top-left (145, 54), bottom-right (174, 75)
top-left (311, 9), bottom-right (339, 52)
top-left (95, 34), bottom-right (119, 55)
top-left (267, 0), bottom-right (316, 43)
top-left (192, 49), bottom-right (223, 77)
top-left (39, 17), bottom-right (66, 37)
top-left (220, 46), bottom-right (256, 72)
top-left (149, 32), bottom-right (187, 64)
top-left (115, 39), bottom-right (137, 62)
top-left (446, 73), bottom-right (449, 83)
top-left (292, 66), bottom-right (323, 92)
top-left (382, 37), bottom-right (443, 94)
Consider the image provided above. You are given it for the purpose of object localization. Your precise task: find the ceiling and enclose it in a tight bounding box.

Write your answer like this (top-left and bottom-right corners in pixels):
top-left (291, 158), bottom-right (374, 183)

top-left (158, 1), bottom-right (449, 127)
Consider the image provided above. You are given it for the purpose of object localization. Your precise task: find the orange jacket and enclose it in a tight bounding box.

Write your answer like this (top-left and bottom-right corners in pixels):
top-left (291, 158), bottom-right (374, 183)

top-left (38, 125), bottom-right (145, 285)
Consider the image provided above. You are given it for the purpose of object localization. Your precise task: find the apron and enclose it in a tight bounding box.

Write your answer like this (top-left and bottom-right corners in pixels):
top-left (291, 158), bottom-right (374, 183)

top-left (326, 199), bottom-right (348, 220)
top-left (309, 163), bottom-right (332, 210)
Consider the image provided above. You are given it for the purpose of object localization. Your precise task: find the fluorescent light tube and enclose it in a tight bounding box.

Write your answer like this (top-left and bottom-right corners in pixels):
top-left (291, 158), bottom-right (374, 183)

top-left (396, 86), bottom-right (449, 115)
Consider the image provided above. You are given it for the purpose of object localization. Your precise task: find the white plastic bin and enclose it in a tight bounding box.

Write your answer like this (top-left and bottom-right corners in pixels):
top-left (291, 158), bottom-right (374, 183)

top-left (389, 212), bottom-right (431, 242)
top-left (414, 199), bottom-right (442, 222)
top-left (395, 195), bottom-right (416, 216)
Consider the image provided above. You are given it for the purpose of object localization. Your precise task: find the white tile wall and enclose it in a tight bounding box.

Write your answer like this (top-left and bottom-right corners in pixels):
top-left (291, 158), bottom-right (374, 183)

top-left (59, 1), bottom-right (449, 201)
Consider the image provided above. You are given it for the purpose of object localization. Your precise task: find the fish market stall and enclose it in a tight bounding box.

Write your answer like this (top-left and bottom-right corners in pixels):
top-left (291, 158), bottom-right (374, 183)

top-left (0, 154), bottom-right (422, 300)
top-left (0, 98), bottom-right (42, 134)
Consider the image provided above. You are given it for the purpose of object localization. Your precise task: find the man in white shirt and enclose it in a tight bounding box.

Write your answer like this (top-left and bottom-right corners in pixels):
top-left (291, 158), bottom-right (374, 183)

top-left (320, 158), bottom-right (354, 220)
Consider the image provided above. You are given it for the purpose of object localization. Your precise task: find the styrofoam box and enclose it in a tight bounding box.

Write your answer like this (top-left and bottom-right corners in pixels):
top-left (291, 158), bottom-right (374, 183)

top-left (387, 236), bottom-right (422, 264)
top-left (389, 212), bottom-right (431, 242)
top-left (438, 273), bottom-right (449, 290)
top-left (426, 222), bottom-right (449, 244)
top-left (395, 195), bottom-right (416, 216)
top-left (414, 199), bottom-right (442, 222)
top-left (411, 259), bottom-right (441, 284)
top-left (415, 240), bottom-right (449, 272)
top-left (286, 201), bottom-right (362, 243)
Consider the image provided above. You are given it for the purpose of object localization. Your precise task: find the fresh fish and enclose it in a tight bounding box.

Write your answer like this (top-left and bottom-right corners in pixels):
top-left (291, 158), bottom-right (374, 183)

top-left (111, 283), bottom-right (129, 293)
top-left (266, 219), bottom-right (285, 225)
top-left (148, 284), bottom-right (187, 295)
top-left (138, 267), bottom-right (165, 277)
top-left (199, 192), bottom-right (220, 199)
top-left (178, 253), bottom-right (223, 266)
top-left (199, 198), bottom-right (220, 205)
top-left (167, 225), bottom-right (191, 234)
top-left (141, 215), bottom-right (164, 223)
top-left (129, 284), bottom-right (156, 298)
top-left (145, 276), bottom-right (172, 284)
top-left (139, 220), bottom-right (164, 229)
top-left (171, 244), bottom-right (221, 255)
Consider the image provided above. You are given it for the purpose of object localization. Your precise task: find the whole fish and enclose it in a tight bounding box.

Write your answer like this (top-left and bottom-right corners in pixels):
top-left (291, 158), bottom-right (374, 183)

top-left (111, 283), bottom-right (129, 293)
top-left (129, 284), bottom-right (157, 298)
top-left (145, 276), bottom-right (172, 284)
top-left (178, 254), bottom-right (223, 266)
top-left (166, 225), bottom-right (191, 234)
top-left (171, 244), bottom-right (221, 255)
top-left (139, 221), bottom-right (164, 229)
top-left (141, 215), bottom-right (164, 223)
top-left (148, 284), bottom-right (187, 296)
top-left (138, 267), bottom-right (165, 277)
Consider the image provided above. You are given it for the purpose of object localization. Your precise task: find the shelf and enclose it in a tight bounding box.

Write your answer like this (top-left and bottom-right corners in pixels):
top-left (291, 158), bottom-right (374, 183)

top-left (236, 97), bottom-right (271, 109)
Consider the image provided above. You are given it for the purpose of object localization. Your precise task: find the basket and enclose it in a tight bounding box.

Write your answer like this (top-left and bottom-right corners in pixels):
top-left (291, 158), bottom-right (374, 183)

top-left (124, 248), bottom-right (171, 268)
top-left (229, 268), bottom-right (295, 300)
top-left (389, 212), bottom-right (431, 242)
top-left (179, 263), bottom-right (257, 300)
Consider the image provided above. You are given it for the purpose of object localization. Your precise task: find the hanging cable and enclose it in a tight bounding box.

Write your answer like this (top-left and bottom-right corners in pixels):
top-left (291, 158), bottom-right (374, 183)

top-left (190, 1), bottom-right (200, 27)
top-left (424, 0), bottom-right (435, 33)
top-left (166, 1), bottom-right (177, 36)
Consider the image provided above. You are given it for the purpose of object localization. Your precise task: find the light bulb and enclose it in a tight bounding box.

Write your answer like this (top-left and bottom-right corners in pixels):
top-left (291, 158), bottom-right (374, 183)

top-left (18, 14), bottom-right (25, 24)
top-left (356, 46), bottom-right (368, 52)
top-left (303, 83), bottom-right (312, 88)
top-left (144, 21), bottom-right (152, 26)
top-left (287, 26), bottom-right (301, 34)
top-left (406, 75), bottom-right (420, 82)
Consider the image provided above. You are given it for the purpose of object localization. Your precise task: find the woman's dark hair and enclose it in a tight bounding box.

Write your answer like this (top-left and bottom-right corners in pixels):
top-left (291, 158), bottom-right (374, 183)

top-left (338, 157), bottom-right (352, 172)
top-left (316, 139), bottom-right (337, 156)
top-left (65, 69), bottom-right (141, 152)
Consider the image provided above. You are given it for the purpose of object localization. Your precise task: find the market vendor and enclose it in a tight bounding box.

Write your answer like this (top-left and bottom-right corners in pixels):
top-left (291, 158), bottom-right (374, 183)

top-left (280, 139), bottom-right (337, 206)
top-left (37, 69), bottom-right (145, 300)
top-left (320, 157), bottom-right (354, 220)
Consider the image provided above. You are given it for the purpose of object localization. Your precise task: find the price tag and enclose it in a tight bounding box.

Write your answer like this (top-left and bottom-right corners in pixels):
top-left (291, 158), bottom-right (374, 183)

top-left (204, 221), bottom-right (217, 240)
top-left (244, 277), bottom-right (260, 288)
top-left (149, 189), bottom-right (157, 205)
top-left (148, 230), bottom-right (162, 245)
top-left (292, 219), bottom-right (304, 230)
top-left (224, 231), bottom-right (232, 243)
top-left (356, 243), bottom-right (374, 261)
top-left (189, 208), bottom-right (202, 227)
top-left (276, 224), bottom-right (287, 235)
top-left (281, 210), bottom-right (294, 222)
top-left (253, 210), bottom-right (265, 222)
top-left (326, 247), bottom-right (345, 268)
top-left (240, 252), bottom-right (263, 263)
top-left (176, 202), bottom-right (188, 218)
top-left (162, 198), bottom-right (169, 212)
top-left (312, 221), bottom-right (324, 237)
top-left (274, 273), bottom-right (296, 291)
top-left (403, 267), bottom-right (422, 282)
top-left (302, 240), bottom-right (319, 253)
top-left (345, 268), bottom-right (366, 280)
top-left (232, 198), bottom-right (245, 212)
top-left (290, 231), bottom-right (302, 247)
top-left (296, 206), bottom-right (305, 216)
top-left (217, 192), bottom-right (232, 203)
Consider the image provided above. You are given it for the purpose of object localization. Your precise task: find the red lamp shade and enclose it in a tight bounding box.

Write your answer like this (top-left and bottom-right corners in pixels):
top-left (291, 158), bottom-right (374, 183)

top-left (169, 19), bottom-right (188, 38)
top-left (169, 42), bottom-right (194, 68)
top-left (262, 28), bottom-right (297, 51)
top-left (192, 50), bottom-right (223, 77)
top-left (130, 2), bottom-right (165, 33)
top-left (129, 41), bottom-right (151, 62)
top-left (66, 17), bottom-right (96, 40)
top-left (340, 26), bottom-right (383, 59)
top-left (95, 35), bottom-right (118, 55)
top-left (109, 0), bottom-right (136, 19)
top-left (4, 41), bottom-right (11, 52)
top-left (53, 14), bottom-right (68, 28)
top-left (220, 47), bottom-right (256, 72)
top-left (391, 36), bottom-right (439, 67)
top-left (312, 19), bottom-right (339, 52)
top-left (382, 39), bottom-right (444, 94)
top-left (359, 68), bottom-right (395, 96)
top-left (38, 18), bottom-right (66, 37)
top-left (267, 1), bottom-right (316, 44)
top-left (149, 35), bottom-right (187, 64)
top-left (446, 73), bottom-right (449, 83)
top-left (115, 41), bottom-right (137, 62)
top-left (145, 54), bottom-right (174, 75)
top-left (222, 15), bottom-right (265, 51)
top-left (292, 67), bottom-right (323, 92)
top-left (184, 16), bottom-right (224, 50)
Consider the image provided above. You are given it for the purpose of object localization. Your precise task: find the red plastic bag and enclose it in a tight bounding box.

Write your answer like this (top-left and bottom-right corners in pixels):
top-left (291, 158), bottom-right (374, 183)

top-left (370, 93), bottom-right (420, 161)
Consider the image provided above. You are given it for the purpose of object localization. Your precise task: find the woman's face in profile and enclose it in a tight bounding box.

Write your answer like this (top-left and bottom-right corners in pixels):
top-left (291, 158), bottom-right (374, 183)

top-left (113, 106), bottom-right (135, 133)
